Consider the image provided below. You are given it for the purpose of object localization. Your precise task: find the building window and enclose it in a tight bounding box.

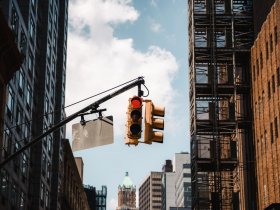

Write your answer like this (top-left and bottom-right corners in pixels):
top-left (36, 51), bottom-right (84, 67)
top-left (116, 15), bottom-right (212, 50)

top-left (51, 57), bottom-right (56, 74)
top-left (48, 13), bottom-right (53, 34)
top-left (50, 0), bottom-right (53, 9)
top-left (54, 7), bottom-right (58, 27)
top-left (258, 96), bottom-right (261, 117)
top-left (40, 182), bottom-right (44, 206)
top-left (0, 169), bottom-right (9, 197)
top-left (6, 86), bottom-right (15, 121)
top-left (277, 67), bottom-right (280, 86)
top-left (11, 183), bottom-right (17, 205)
top-left (31, 0), bottom-right (36, 8)
top-left (195, 64), bottom-right (208, 83)
top-left (52, 32), bottom-right (57, 48)
top-left (217, 64), bottom-right (228, 84)
top-left (260, 52), bottom-right (263, 69)
top-left (262, 90), bottom-right (265, 109)
top-left (11, 5), bottom-right (19, 40)
top-left (256, 59), bottom-right (259, 76)
top-left (195, 29), bottom-right (207, 47)
top-left (215, 0), bottom-right (225, 14)
top-left (271, 123), bottom-right (274, 143)
top-left (47, 161), bottom-right (51, 181)
top-left (46, 69), bottom-right (50, 90)
top-left (183, 173), bottom-right (192, 178)
top-left (45, 190), bottom-right (49, 208)
top-left (22, 117), bottom-right (30, 140)
top-left (216, 30), bottom-right (226, 47)
top-left (47, 41), bottom-right (51, 61)
top-left (42, 152), bottom-right (46, 175)
top-left (20, 29), bottom-right (27, 57)
top-left (194, 0), bottom-right (206, 14)
top-left (268, 81), bottom-right (271, 99)
top-left (3, 128), bottom-right (12, 158)
top-left (13, 143), bottom-right (20, 173)
top-left (272, 75), bottom-right (275, 93)
top-left (266, 41), bottom-right (269, 60)
top-left (29, 17), bottom-right (35, 40)
top-left (45, 96), bottom-right (49, 114)
top-left (51, 82), bottom-right (55, 102)
top-left (253, 65), bottom-right (255, 81)
top-left (20, 191), bottom-right (25, 210)
top-left (28, 53), bottom-right (33, 75)
top-left (21, 153), bottom-right (28, 181)
top-left (18, 69), bottom-right (25, 94)
top-left (275, 117), bottom-right (278, 139)
top-left (254, 101), bottom-right (257, 116)
top-left (16, 103), bottom-right (23, 127)
top-left (275, 26), bottom-right (278, 44)
top-left (49, 107), bottom-right (53, 125)
top-left (270, 33), bottom-right (273, 52)
top-left (264, 130), bottom-right (267, 150)
top-left (7, 86), bottom-right (14, 111)
top-left (26, 83), bottom-right (32, 110)
top-left (47, 136), bottom-right (52, 154)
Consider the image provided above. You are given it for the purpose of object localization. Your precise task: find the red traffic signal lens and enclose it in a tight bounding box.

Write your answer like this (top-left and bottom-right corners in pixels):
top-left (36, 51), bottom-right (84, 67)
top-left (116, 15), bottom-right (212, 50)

top-left (131, 110), bottom-right (141, 122)
top-left (130, 124), bottom-right (141, 135)
top-left (131, 97), bottom-right (142, 109)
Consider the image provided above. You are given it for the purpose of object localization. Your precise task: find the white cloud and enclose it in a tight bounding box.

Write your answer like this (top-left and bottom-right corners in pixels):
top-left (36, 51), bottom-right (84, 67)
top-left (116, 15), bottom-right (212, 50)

top-left (66, 0), bottom-right (178, 138)
top-left (150, 21), bottom-right (162, 33)
top-left (108, 198), bottom-right (118, 210)
top-left (69, 0), bottom-right (139, 44)
top-left (70, 0), bottom-right (139, 26)
top-left (150, 0), bottom-right (158, 7)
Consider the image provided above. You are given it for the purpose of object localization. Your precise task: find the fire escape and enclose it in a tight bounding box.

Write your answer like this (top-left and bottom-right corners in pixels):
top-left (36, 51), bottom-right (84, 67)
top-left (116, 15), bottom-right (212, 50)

top-left (189, 0), bottom-right (254, 209)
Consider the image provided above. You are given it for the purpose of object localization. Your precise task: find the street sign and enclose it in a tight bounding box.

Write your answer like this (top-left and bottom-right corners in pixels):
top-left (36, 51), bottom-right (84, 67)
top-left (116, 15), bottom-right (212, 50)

top-left (72, 116), bottom-right (114, 151)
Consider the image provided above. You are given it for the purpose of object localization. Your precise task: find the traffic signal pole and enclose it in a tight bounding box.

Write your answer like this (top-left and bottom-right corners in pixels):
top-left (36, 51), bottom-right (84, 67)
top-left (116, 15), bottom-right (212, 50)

top-left (0, 77), bottom-right (145, 168)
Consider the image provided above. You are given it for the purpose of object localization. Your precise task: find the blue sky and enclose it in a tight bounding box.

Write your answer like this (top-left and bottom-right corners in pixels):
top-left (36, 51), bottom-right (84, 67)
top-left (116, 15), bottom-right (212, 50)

top-left (66, 0), bottom-right (188, 209)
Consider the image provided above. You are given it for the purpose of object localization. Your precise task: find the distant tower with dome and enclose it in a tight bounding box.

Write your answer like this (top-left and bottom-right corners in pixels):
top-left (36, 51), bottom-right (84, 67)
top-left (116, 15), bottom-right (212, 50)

top-left (116, 172), bottom-right (138, 210)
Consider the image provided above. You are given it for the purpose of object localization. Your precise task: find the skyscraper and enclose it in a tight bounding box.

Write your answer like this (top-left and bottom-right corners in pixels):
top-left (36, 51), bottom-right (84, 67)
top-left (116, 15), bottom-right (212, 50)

top-left (0, 7), bottom-right (22, 161)
top-left (139, 171), bottom-right (162, 210)
top-left (162, 153), bottom-right (192, 210)
top-left (0, 0), bottom-right (68, 209)
top-left (188, 0), bottom-right (257, 209)
top-left (174, 153), bottom-right (191, 209)
top-left (117, 172), bottom-right (137, 210)
top-left (84, 185), bottom-right (107, 210)
top-left (162, 160), bottom-right (176, 210)
top-left (61, 140), bottom-right (90, 210)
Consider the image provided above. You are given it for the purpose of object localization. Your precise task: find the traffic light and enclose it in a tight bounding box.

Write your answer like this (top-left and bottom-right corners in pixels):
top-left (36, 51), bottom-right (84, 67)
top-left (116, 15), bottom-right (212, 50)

top-left (125, 96), bottom-right (143, 145)
top-left (144, 100), bottom-right (165, 144)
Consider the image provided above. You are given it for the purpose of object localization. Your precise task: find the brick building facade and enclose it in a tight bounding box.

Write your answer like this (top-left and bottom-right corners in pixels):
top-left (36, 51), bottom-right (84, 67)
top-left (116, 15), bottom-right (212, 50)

top-left (251, 0), bottom-right (280, 209)
top-left (117, 172), bottom-right (137, 210)
top-left (61, 140), bottom-right (90, 210)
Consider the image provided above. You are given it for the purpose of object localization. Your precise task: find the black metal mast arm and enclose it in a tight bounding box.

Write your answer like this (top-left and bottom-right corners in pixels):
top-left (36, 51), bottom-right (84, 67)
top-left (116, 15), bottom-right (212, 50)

top-left (0, 77), bottom-right (145, 168)
top-left (77, 76), bottom-right (144, 115)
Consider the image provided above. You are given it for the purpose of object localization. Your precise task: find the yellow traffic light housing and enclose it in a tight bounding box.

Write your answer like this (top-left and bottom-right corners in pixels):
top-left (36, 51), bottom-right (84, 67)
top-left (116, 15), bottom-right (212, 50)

top-left (125, 137), bottom-right (139, 146)
top-left (125, 96), bottom-right (143, 145)
top-left (144, 100), bottom-right (165, 144)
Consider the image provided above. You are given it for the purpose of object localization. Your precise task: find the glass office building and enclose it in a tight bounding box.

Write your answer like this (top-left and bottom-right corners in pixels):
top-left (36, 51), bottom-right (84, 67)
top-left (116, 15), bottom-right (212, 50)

top-left (0, 0), bottom-right (68, 209)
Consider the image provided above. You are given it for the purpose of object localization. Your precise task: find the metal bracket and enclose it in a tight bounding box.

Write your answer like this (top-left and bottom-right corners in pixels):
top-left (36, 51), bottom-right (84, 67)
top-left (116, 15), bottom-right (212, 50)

top-left (78, 108), bottom-right (107, 125)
